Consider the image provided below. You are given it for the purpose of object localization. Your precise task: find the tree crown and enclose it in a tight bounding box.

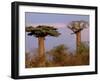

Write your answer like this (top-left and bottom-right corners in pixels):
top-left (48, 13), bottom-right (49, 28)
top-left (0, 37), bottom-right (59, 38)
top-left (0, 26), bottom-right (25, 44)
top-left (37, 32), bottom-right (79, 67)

top-left (67, 20), bottom-right (89, 34)
top-left (26, 25), bottom-right (61, 37)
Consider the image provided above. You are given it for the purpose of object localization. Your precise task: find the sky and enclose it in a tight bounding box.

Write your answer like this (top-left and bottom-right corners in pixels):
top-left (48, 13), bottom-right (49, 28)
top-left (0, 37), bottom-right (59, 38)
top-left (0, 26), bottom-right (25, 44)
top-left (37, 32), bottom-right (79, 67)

top-left (25, 12), bottom-right (89, 53)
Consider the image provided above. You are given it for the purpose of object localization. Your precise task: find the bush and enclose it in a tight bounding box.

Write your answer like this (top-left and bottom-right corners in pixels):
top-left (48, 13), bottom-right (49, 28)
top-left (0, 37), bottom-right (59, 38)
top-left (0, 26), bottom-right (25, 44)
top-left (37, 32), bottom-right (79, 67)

top-left (25, 43), bottom-right (89, 68)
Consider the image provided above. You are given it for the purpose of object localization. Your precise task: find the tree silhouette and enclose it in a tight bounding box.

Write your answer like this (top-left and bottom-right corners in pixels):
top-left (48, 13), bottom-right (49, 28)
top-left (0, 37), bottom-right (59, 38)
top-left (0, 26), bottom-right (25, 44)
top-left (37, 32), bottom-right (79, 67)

top-left (26, 25), bottom-right (60, 67)
top-left (67, 20), bottom-right (89, 54)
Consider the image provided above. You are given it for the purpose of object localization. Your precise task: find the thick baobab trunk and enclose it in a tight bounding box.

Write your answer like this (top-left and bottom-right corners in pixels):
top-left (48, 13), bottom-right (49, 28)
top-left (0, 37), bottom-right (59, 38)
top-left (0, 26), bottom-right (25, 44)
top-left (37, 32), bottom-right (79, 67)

top-left (38, 37), bottom-right (45, 67)
top-left (76, 32), bottom-right (81, 54)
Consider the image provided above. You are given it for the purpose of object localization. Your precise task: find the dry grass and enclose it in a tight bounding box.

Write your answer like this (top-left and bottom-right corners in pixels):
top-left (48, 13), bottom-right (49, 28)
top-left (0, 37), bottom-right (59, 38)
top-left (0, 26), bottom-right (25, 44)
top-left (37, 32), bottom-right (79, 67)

top-left (25, 42), bottom-right (89, 68)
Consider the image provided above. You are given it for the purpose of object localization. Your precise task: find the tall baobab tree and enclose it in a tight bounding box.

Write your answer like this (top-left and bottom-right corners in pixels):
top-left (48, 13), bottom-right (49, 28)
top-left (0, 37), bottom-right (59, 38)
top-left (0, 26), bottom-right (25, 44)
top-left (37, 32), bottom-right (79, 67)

top-left (67, 20), bottom-right (89, 54)
top-left (26, 25), bottom-right (60, 67)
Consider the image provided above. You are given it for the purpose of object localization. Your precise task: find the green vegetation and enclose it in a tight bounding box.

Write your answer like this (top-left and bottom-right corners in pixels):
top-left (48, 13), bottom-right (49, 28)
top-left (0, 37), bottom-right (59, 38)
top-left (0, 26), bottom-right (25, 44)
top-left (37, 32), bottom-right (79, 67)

top-left (77, 42), bottom-right (89, 54)
top-left (25, 42), bottom-right (89, 68)
top-left (26, 25), bottom-right (60, 37)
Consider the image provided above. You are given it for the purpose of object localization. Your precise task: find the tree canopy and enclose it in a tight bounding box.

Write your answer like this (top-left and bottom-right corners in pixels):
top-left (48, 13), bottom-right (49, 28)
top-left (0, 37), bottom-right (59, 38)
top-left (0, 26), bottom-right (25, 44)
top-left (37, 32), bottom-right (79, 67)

top-left (67, 20), bottom-right (89, 34)
top-left (26, 25), bottom-right (61, 37)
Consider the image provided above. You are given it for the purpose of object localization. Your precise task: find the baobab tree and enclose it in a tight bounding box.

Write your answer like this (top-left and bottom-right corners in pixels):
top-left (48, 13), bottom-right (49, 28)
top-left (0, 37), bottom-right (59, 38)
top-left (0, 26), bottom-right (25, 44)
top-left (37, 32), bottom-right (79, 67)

top-left (26, 25), bottom-right (60, 67)
top-left (67, 20), bottom-right (89, 54)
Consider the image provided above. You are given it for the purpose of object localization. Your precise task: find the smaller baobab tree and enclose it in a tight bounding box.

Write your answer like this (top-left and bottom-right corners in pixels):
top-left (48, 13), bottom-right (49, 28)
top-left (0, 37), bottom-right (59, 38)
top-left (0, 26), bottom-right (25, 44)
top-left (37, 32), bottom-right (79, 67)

top-left (26, 25), bottom-right (60, 67)
top-left (67, 20), bottom-right (89, 54)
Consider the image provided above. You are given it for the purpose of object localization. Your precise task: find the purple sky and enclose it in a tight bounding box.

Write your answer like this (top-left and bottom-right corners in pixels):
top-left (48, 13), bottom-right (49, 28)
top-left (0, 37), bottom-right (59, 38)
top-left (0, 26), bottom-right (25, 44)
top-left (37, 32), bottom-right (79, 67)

top-left (25, 12), bottom-right (89, 53)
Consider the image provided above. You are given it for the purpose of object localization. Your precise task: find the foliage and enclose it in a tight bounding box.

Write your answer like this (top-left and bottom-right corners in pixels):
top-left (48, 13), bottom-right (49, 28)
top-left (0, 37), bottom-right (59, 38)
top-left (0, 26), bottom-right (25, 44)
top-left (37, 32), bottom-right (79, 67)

top-left (25, 43), bottom-right (89, 68)
top-left (26, 25), bottom-right (61, 37)
top-left (47, 44), bottom-right (69, 66)
top-left (77, 42), bottom-right (89, 54)
top-left (67, 20), bottom-right (88, 34)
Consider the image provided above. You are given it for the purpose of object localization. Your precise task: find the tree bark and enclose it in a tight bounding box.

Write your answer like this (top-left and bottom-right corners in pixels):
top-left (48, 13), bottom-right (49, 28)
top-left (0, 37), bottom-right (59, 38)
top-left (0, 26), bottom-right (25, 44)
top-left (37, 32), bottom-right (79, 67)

top-left (76, 32), bottom-right (81, 54)
top-left (38, 37), bottom-right (45, 67)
